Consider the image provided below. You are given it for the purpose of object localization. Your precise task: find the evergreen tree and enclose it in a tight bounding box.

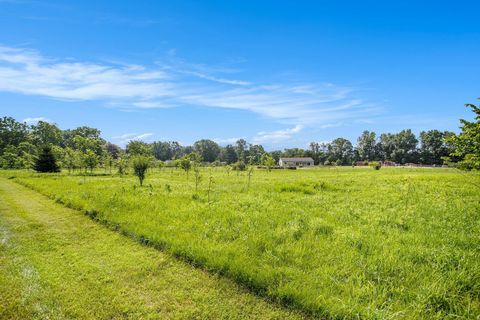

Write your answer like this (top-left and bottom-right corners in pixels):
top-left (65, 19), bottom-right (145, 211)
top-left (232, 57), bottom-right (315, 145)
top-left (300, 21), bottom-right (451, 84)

top-left (33, 146), bottom-right (60, 173)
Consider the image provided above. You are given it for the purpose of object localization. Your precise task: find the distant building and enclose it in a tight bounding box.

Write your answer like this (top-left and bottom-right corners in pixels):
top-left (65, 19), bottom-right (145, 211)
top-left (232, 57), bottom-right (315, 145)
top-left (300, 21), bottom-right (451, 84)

top-left (279, 157), bottom-right (314, 167)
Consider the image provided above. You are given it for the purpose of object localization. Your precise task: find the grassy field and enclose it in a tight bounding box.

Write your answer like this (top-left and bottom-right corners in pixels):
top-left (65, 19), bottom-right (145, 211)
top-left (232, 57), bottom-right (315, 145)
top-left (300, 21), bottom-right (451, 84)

top-left (3, 167), bottom-right (480, 319)
top-left (0, 178), bottom-right (304, 319)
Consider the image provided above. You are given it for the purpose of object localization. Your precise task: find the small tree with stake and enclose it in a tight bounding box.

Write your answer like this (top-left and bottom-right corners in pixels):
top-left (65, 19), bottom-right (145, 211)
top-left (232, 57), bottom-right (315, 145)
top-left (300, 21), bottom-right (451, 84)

top-left (193, 165), bottom-right (202, 193)
top-left (261, 153), bottom-right (276, 172)
top-left (33, 146), bottom-right (60, 173)
top-left (179, 156), bottom-right (192, 178)
top-left (132, 156), bottom-right (150, 186)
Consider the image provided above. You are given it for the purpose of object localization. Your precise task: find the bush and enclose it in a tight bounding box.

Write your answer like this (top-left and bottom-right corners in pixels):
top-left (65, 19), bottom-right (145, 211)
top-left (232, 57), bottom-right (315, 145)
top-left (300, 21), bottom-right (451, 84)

top-left (232, 161), bottom-right (246, 171)
top-left (116, 156), bottom-right (129, 175)
top-left (369, 161), bottom-right (382, 170)
top-left (457, 154), bottom-right (480, 170)
top-left (178, 156), bottom-right (192, 176)
top-left (132, 156), bottom-right (150, 186)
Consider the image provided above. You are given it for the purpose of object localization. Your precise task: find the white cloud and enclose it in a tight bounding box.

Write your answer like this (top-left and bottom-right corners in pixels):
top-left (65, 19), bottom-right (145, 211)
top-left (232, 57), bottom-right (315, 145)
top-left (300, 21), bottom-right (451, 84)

top-left (0, 45), bottom-right (380, 136)
top-left (252, 125), bottom-right (304, 144)
top-left (176, 69), bottom-right (251, 86)
top-left (213, 137), bottom-right (245, 145)
top-left (22, 116), bottom-right (51, 124)
top-left (111, 132), bottom-right (153, 145)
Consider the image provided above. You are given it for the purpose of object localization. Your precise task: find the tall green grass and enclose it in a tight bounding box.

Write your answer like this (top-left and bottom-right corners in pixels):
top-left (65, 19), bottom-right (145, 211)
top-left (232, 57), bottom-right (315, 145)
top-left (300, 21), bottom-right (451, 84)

top-left (8, 167), bottom-right (480, 319)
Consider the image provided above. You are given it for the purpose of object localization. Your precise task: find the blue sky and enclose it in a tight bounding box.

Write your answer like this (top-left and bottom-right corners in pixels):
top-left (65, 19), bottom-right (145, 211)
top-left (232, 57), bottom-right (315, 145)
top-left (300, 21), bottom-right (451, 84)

top-left (0, 0), bottom-right (479, 149)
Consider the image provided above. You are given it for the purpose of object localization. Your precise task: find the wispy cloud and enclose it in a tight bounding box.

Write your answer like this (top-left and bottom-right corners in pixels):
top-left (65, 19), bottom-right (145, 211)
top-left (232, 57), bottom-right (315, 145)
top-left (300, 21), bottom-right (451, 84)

top-left (0, 45), bottom-right (380, 143)
top-left (213, 137), bottom-right (245, 145)
top-left (23, 116), bottom-right (51, 124)
top-left (252, 125), bottom-right (303, 144)
top-left (111, 132), bottom-right (153, 145)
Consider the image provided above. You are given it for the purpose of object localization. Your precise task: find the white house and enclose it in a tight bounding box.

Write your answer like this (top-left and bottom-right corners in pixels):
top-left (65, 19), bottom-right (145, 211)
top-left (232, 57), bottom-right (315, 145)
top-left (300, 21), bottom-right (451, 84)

top-left (278, 157), bottom-right (314, 167)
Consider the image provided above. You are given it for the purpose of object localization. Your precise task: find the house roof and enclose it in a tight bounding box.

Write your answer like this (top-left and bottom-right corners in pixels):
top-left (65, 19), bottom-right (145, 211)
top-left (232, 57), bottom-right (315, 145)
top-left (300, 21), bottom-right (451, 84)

top-left (279, 157), bottom-right (314, 162)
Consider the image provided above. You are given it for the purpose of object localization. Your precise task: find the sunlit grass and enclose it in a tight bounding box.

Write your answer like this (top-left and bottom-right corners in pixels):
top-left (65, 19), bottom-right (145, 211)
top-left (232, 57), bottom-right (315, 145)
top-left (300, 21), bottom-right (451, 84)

top-left (6, 167), bottom-right (480, 319)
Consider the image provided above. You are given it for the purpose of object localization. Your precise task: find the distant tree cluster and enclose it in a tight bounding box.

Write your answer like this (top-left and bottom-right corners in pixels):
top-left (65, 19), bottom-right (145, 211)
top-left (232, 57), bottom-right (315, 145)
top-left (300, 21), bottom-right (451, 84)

top-left (0, 118), bottom-right (114, 172)
top-left (271, 129), bottom-right (454, 166)
top-left (0, 99), bottom-right (478, 171)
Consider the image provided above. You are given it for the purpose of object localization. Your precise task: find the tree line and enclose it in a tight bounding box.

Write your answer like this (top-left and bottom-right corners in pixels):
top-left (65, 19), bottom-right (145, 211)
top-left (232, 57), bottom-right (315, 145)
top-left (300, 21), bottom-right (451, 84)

top-left (0, 99), bottom-right (479, 171)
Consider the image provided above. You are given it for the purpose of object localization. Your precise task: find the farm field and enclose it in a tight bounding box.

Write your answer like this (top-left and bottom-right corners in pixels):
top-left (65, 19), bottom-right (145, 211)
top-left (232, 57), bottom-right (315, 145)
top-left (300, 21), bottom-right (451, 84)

top-left (0, 177), bottom-right (304, 319)
top-left (3, 167), bottom-right (480, 319)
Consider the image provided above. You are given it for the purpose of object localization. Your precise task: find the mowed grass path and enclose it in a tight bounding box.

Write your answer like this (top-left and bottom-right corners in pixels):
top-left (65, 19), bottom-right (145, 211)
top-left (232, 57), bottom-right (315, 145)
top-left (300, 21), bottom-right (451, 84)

top-left (0, 178), bottom-right (305, 319)
top-left (6, 167), bottom-right (480, 319)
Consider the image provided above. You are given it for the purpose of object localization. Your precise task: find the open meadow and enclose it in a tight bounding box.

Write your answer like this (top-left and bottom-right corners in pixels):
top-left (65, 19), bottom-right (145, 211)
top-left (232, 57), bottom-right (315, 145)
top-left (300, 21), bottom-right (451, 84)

top-left (3, 166), bottom-right (479, 319)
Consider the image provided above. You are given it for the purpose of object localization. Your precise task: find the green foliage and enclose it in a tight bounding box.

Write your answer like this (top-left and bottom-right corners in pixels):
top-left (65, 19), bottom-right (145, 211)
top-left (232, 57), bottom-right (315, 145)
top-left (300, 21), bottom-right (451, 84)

top-left (328, 138), bottom-right (354, 165)
top-left (33, 146), bottom-right (60, 172)
top-left (104, 153), bottom-right (114, 174)
top-left (30, 121), bottom-right (62, 146)
top-left (0, 144), bottom-right (33, 169)
top-left (106, 142), bottom-right (121, 159)
top-left (65, 128), bottom-right (106, 157)
top-left (63, 148), bottom-right (81, 173)
top-left (126, 140), bottom-right (152, 156)
top-left (235, 139), bottom-right (248, 163)
top-left (186, 152), bottom-right (202, 163)
top-left (83, 149), bottom-right (98, 172)
top-left (356, 130), bottom-right (378, 161)
top-left (193, 139), bottom-right (220, 162)
top-left (132, 156), bottom-right (150, 186)
top-left (116, 155), bottom-right (130, 175)
top-left (419, 130), bottom-right (455, 165)
top-left (448, 100), bottom-right (480, 170)
top-left (456, 154), bottom-right (480, 170)
top-left (369, 161), bottom-right (382, 170)
top-left (219, 144), bottom-right (237, 164)
top-left (178, 156), bottom-right (192, 177)
top-left (151, 141), bottom-right (183, 160)
top-left (232, 160), bottom-right (246, 171)
top-left (261, 153), bottom-right (276, 171)
top-left (379, 129), bottom-right (418, 164)
top-left (0, 116), bottom-right (29, 153)
top-left (248, 144), bottom-right (265, 165)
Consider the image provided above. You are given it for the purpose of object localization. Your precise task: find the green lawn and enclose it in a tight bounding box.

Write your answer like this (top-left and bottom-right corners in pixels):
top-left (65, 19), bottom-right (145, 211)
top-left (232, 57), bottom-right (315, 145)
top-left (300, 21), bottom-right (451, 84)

top-left (3, 167), bottom-right (480, 319)
top-left (0, 178), bottom-right (304, 319)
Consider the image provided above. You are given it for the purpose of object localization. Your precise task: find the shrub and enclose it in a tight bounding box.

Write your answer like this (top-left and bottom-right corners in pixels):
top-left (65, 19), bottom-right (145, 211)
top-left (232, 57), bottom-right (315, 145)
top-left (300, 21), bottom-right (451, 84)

top-left (232, 161), bottom-right (246, 171)
top-left (116, 156), bottom-right (129, 175)
top-left (457, 154), bottom-right (480, 171)
top-left (132, 156), bottom-right (150, 186)
top-left (369, 161), bottom-right (382, 170)
top-left (178, 156), bottom-right (192, 177)
top-left (261, 153), bottom-right (276, 171)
